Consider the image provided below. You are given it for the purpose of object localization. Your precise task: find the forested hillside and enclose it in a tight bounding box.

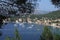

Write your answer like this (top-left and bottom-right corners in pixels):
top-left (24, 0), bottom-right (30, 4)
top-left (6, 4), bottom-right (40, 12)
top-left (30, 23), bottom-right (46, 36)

top-left (43, 10), bottom-right (60, 19)
top-left (30, 10), bottom-right (60, 20)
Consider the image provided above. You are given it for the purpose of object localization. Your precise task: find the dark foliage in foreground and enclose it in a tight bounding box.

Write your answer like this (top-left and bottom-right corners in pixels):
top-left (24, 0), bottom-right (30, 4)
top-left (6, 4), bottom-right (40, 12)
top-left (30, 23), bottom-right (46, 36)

top-left (40, 26), bottom-right (53, 40)
top-left (0, 0), bottom-right (36, 27)
top-left (51, 0), bottom-right (60, 7)
top-left (0, 15), bottom-right (7, 28)
top-left (40, 26), bottom-right (60, 40)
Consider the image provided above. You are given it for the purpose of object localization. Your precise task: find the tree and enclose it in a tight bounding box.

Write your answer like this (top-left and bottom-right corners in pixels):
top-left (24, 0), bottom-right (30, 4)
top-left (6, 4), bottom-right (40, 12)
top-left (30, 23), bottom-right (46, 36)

top-left (40, 26), bottom-right (60, 40)
top-left (51, 0), bottom-right (60, 7)
top-left (40, 26), bottom-right (53, 40)
top-left (16, 0), bottom-right (27, 5)
top-left (53, 34), bottom-right (60, 40)
top-left (0, 0), bottom-right (36, 27)
top-left (0, 15), bottom-right (7, 28)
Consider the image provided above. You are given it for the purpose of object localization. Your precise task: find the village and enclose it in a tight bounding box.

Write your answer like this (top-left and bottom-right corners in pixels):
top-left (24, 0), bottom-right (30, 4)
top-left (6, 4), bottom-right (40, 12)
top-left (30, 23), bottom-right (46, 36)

top-left (3, 16), bottom-right (60, 28)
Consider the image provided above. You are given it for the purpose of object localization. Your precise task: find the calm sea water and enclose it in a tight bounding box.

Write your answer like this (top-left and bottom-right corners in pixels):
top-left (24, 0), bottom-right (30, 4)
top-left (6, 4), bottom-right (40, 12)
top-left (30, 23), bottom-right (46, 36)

top-left (0, 23), bottom-right (60, 40)
top-left (0, 0), bottom-right (59, 40)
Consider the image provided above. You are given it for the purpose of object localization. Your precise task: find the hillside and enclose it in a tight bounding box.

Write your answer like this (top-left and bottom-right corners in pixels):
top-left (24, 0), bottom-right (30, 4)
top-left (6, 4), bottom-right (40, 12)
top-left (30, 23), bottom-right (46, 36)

top-left (42, 10), bottom-right (60, 19)
top-left (10, 10), bottom-right (60, 20)
top-left (30, 10), bottom-right (60, 20)
top-left (34, 10), bottom-right (49, 14)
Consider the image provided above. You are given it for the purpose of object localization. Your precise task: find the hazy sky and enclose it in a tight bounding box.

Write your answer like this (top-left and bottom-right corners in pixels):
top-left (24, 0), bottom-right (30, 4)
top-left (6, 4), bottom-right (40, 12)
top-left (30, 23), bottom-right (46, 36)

top-left (36, 0), bottom-right (58, 11)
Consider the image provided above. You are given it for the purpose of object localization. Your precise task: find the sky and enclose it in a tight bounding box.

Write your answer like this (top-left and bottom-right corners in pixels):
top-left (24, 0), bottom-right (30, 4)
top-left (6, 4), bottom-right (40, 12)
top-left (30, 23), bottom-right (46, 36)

top-left (36, 0), bottom-right (59, 11)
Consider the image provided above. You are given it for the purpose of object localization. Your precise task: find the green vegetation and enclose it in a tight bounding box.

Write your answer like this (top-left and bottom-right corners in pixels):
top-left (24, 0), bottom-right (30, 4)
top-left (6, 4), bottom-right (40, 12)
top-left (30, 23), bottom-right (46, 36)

top-left (40, 26), bottom-right (60, 40)
top-left (15, 28), bottom-right (21, 40)
top-left (54, 34), bottom-right (60, 40)
top-left (11, 10), bottom-right (60, 23)
top-left (29, 10), bottom-right (60, 20)
top-left (9, 10), bottom-right (60, 22)
top-left (42, 10), bottom-right (60, 19)
top-left (5, 28), bottom-right (21, 40)
top-left (30, 14), bottom-right (43, 19)
top-left (5, 37), bottom-right (10, 40)
top-left (40, 26), bottom-right (53, 40)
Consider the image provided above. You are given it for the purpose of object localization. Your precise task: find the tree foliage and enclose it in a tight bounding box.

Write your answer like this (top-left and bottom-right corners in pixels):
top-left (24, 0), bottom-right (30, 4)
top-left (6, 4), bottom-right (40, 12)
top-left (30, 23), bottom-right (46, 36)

top-left (16, 0), bottom-right (27, 5)
top-left (51, 0), bottom-right (60, 7)
top-left (53, 34), bottom-right (60, 40)
top-left (0, 15), bottom-right (7, 28)
top-left (0, 0), bottom-right (37, 27)
top-left (0, 0), bottom-right (36, 16)
top-left (40, 26), bottom-right (60, 40)
top-left (40, 26), bottom-right (53, 40)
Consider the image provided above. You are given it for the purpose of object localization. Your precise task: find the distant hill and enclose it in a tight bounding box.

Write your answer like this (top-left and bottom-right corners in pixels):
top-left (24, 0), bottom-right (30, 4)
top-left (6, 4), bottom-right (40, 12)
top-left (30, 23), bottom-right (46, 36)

top-left (42, 10), bottom-right (60, 19)
top-left (33, 10), bottom-right (49, 14)
top-left (14, 10), bottom-right (60, 19)
top-left (30, 10), bottom-right (60, 19)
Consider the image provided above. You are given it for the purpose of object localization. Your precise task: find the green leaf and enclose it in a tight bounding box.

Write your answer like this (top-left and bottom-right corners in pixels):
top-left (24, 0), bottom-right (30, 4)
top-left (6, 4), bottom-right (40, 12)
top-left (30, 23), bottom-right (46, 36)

top-left (5, 36), bottom-right (10, 40)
